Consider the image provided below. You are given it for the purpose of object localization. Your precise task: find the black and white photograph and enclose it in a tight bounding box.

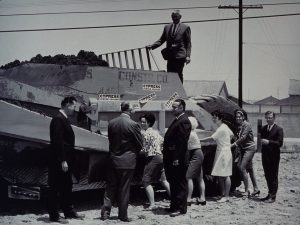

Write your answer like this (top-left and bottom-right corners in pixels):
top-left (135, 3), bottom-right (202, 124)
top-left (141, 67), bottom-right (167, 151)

top-left (0, 0), bottom-right (299, 224)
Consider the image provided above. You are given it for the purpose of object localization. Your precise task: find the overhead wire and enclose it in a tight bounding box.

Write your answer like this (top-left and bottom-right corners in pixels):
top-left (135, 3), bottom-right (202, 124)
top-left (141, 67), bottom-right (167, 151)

top-left (0, 5), bottom-right (217, 16)
top-left (0, 13), bottom-right (299, 33)
top-left (0, 2), bottom-right (300, 17)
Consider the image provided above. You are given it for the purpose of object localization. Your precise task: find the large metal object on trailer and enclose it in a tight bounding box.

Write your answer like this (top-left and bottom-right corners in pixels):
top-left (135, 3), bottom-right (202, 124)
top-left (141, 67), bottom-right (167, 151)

top-left (0, 63), bottom-right (239, 201)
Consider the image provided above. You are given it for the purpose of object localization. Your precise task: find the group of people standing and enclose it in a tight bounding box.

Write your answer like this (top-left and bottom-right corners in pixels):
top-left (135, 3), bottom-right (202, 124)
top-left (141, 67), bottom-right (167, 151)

top-left (201, 109), bottom-right (283, 204)
top-left (47, 96), bottom-right (284, 223)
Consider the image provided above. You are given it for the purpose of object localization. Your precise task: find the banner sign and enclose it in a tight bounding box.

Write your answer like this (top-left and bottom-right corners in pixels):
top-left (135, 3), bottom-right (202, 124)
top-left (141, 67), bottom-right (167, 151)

top-left (165, 92), bottom-right (179, 109)
top-left (138, 92), bottom-right (157, 104)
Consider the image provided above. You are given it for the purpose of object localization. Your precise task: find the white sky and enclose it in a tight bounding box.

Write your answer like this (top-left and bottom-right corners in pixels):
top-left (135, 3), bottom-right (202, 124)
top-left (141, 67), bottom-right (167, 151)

top-left (0, 0), bottom-right (299, 100)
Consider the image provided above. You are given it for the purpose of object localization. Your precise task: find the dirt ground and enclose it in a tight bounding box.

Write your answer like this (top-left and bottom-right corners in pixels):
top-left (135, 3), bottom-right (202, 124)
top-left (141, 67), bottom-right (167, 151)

top-left (1, 152), bottom-right (300, 225)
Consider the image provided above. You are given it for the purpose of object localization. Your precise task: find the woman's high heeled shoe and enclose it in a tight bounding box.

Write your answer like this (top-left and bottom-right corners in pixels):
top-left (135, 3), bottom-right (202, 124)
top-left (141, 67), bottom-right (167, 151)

top-left (196, 198), bottom-right (206, 206)
top-left (241, 190), bottom-right (250, 199)
top-left (251, 190), bottom-right (260, 197)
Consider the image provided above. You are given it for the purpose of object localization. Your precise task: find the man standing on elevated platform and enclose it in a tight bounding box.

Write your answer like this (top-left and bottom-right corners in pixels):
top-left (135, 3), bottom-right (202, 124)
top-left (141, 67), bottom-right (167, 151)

top-left (148, 10), bottom-right (191, 83)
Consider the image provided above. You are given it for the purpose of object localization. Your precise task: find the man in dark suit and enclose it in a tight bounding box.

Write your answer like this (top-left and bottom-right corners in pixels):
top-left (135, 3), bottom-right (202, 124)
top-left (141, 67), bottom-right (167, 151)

top-left (163, 98), bottom-right (191, 217)
top-left (101, 102), bottom-right (143, 222)
top-left (48, 96), bottom-right (84, 223)
top-left (261, 111), bottom-right (284, 203)
top-left (148, 10), bottom-right (191, 83)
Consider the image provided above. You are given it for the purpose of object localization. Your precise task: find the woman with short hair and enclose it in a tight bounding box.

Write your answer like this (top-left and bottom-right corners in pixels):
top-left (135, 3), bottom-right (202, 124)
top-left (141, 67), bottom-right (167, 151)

top-left (139, 113), bottom-right (170, 210)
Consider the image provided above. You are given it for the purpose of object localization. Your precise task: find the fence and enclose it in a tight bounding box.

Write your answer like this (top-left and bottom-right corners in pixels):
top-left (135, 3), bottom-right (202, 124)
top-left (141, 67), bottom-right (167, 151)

top-left (244, 104), bottom-right (300, 114)
top-left (99, 47), bottom-right (159, 71)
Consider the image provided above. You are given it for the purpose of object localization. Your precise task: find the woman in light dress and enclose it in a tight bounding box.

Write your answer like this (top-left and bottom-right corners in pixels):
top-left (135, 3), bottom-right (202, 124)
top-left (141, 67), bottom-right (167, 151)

top-left (186, 116), bottom-right (206, 205)
top-left (200, 110), bottom-right (234, 203)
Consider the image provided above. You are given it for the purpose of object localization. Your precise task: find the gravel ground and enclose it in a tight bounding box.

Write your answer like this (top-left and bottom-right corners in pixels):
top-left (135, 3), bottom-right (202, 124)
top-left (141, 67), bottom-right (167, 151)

top-left (1, 152), bottom-right (300, 225)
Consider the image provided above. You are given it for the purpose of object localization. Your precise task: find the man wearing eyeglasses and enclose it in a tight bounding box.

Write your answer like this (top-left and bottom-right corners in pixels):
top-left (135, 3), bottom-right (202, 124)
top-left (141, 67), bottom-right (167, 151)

top-left (163, 98), bottom-right (191, 217)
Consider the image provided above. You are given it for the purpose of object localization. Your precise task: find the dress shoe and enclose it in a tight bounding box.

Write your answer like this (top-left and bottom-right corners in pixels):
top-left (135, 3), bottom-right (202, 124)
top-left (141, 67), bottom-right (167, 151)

top-left (264, 198), bottom-right (275, 203)
top-left (165, 208), bottom-right (177, 213)
top-left (198, 201), bottom-right (206, 206)
top-left (145, 205), bottom-right (158, 211)
top-left (241, 190), bottom-right (250, 199)
top-left (217, 197), bottom-right (229, 203)
top-left (64, 212), bottom-right (85, 220)
top-left (251, 190), bottom-right (260, 197)
top-left (169, 211), bottom-right (185, 217)
top-left (50, 216), bottom-right (69, 224)
top-left (196, 198), bottom-right (206, 205)
top-left (260, 194), bottom-right (270, 201)
top-left (118, 217), bottom-right (133, 222)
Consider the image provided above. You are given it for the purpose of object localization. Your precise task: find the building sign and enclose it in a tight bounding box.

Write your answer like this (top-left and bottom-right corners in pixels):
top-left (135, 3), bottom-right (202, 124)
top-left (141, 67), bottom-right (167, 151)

top-left (98, 94), bottom-right (120, 100)
top-left (138, 92), bottom-right (156, 107)
top-left (119, 70), bottom-right (168, 83)
top-left (142, 84), bottom-right (161, 91)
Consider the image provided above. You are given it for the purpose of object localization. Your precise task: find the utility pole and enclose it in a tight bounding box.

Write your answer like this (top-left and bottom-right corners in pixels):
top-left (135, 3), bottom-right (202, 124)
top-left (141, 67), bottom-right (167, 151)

top-left (219, 1), bottom-right (262, 108)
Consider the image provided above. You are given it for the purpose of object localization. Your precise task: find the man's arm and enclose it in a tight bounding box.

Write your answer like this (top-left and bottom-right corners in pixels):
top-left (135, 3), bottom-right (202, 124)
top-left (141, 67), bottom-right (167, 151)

top-left (262, 126), bottom-right (284, 148)
top-left (133, 123), bottom-right (144, 153)
top-left (51, 118), bottom-right (68, 171)
top-left (173, 119), bottom-right (191, 165)
top-left (148, 26), bottom-right (167, 50)
top-left (184, 26), bottom-right (191, 63)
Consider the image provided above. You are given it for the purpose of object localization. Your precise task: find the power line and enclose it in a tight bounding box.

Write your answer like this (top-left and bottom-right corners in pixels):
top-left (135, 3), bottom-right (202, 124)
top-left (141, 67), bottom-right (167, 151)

top-left (0, 12), bottom-right (299, 33)
top-left (245, 42), bottom-right (300, 46)
top-left (0, 5), bottom-right (217, 17)
top-left (263, 2), bottom-right (300, 6)
top-left (1, 2), bottom-right (300, 17)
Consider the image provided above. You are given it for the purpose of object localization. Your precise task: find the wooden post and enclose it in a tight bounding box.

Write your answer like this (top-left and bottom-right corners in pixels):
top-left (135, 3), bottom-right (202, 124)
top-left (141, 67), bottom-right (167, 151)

top-left (112, 53), bottom-right (116, 67)
top-left (118, 52), bottom-right (123, 68)
top-left (257, 119), bottom-right (262, 152)
top-left (146, 47), bottom-right (152, 71)
top-left (131, 50), bottom-right (137, 69)
top-left (138, 48), bottom-right (144, 70)
top-left (105, 54), bottom-right (110, 66)
top-left (124, 51), bottom-right (129, 69)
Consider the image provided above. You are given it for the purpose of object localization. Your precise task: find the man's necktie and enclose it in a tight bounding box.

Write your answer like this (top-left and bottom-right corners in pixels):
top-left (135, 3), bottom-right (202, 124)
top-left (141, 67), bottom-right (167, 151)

top-left (172, 24), bottom-right (177, 36)
top-left (267, 126), bottom-right (270, 132)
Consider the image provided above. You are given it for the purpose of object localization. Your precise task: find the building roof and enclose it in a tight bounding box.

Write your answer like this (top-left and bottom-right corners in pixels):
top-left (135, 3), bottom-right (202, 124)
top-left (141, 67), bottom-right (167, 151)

top-left (276, 96), bottom-right (300, 106)
top-left (227, 95), bottom-right (252, 105)
top-left (183, 80), bottom-right (228, 98)
top-left (254, 96), bottom-right (279, 105)
top-left (289, 79), bottom-right (300, 96)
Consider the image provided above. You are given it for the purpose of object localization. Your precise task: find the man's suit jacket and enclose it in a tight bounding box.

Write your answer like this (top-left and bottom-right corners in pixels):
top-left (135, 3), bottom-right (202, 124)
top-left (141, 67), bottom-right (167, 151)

top-left (49, 112), bottom-right (75, 172)
top-left (261, 124), bottom-right (284, 152)
top-left (163, 113), bottom-right (191, 165)
top-left (151, 23), bottom-right (191, 59)
top-left (108, 113), bottom-right (143, 169)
